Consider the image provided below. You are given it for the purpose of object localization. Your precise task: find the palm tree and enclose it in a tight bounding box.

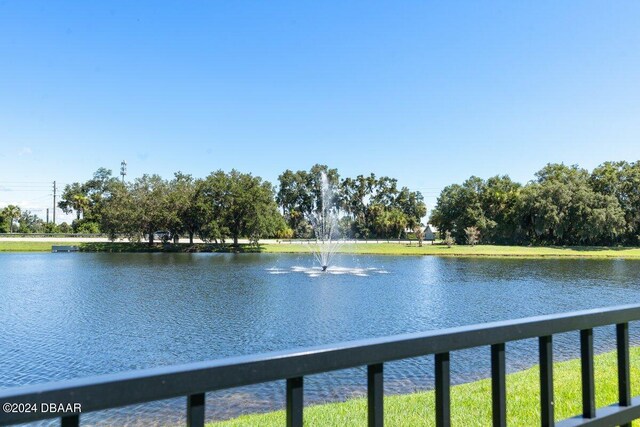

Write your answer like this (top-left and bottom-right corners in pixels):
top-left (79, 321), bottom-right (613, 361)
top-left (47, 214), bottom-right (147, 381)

top-left (71, 195), bottom-right (90, 220)
top-left (58, 182), bottom-right (87, 219)
top-left (2, 205), bottom-right (21, 233)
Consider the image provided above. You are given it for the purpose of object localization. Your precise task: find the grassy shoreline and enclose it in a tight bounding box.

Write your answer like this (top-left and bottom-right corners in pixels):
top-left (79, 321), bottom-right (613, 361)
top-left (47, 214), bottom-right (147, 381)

top-left (3, 240), bottom-right (640, 258)
top-left (209, 347), bottom-right (639, 426)
top-left (262, 243), bottom-right (640, 258)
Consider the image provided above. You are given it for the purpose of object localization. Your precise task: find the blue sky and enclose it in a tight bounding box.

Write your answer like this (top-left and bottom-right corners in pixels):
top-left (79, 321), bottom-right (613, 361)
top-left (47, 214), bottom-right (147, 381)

top-left (1, 1), bottom-right (640, 222)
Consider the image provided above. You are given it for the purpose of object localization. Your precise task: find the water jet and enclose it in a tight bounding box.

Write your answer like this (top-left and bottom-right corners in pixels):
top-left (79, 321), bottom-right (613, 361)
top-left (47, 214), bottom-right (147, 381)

top-left (308, 172), bottom-right (342, 271)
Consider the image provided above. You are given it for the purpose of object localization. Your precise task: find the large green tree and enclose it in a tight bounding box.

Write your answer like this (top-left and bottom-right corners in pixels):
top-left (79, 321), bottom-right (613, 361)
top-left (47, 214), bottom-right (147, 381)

top-left (101, 175), bottom-right (174, 244)
top-left (590, 161), bottom-right (640, 244)
top-left (338, 174), bottom-right (425, 239)
top-left (277, 169), bottom-right (313, 237)
top-left (431, 164), bottom-right (627, 246)
top-left (58, 182), bottom-right (86, 219)
top-left (394, 186), bottom-right (427, 233)
top-left (1, 205), bottom-right (21, 233)
top-left (166, 173), bottom-right (211, 244)
top-left (520, 164), bottom-right (625, 245)
top-left (100, 181), bottom-right (137, 241)
top-left (17, 210), bottom-right (45, 233)
top-left (58, 168), bottom-right (120, 233)
top-left (277, 166), bottom-right (425, 239)
top-left (202, 170), bottom-right (285, 245)
top-left (429, 177), bottom-right (492, 243)
top-left (0, 209), bottom-right (8, 233)
top-left (277, 164), bottom-right (339, 238)
top-left (480, 176), bottom-right (523, 244)
top-left (339, 174), bottom-right (376, 238)
top-left (131, 175), bottom-right (174, 244)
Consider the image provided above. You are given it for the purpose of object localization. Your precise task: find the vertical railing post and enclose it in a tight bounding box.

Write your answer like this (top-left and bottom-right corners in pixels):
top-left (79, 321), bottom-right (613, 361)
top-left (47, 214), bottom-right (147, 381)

top-left (187, 393), bottom-right (205, 427)
top-left (539, 335), bottom-right (554, 427)
top-left (617, 322), bottom-right (631, 427)
top-left (435, 352), bottom-right (451, 427)
top-left (61, 415), bottom-right (79, 427)
top-left (580, 329), bottom-right (595, 419)
top-left (368, 363), bottom-right (384, 427)
top-left (286, 377), bottom-right (303, 427)
top-left (491, 343), bottom-right (506, 427)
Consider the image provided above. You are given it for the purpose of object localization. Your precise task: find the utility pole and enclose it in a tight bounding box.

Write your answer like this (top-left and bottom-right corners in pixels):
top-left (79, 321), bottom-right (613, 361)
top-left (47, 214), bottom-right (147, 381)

top-left (120, 160), bottom-right (127, 183)
top-left (53, 181), bottom-right (57, 224)
top-left (46, 208), bottom-right (49, 223)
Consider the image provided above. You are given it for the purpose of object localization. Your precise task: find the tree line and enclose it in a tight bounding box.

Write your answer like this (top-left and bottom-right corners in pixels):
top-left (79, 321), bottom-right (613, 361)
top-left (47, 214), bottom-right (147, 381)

top-left (277, 164), bottom-right (426, 240)
top-left (429, 161), bottom-right (640, 246)
top-left (0, 164), bottom-right (427, 244)
top-left (0, 205), bottom-right (64, 234)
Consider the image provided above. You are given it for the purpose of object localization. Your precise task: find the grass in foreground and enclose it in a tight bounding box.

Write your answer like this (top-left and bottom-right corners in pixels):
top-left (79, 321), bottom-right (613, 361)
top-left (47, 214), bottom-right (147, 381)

top-left (209, 347), bottom-right (640, 426)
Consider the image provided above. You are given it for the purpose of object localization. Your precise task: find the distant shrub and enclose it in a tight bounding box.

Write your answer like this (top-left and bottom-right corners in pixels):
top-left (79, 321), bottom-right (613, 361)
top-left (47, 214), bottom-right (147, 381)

top-left (465, 226), bottom-right (480, 246)
top-left (444, 231), bottom-right (455, 248)
top-left (413, 225), bottom-right (424, 247)
top-left (58, 222), bottom-right (72, 233)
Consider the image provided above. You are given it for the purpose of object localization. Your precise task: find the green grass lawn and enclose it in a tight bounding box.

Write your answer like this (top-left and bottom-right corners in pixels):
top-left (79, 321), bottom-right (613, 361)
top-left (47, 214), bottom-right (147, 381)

top-left (261, 243), bottom-right (640, 258)
top-left (0, 241), bottom-right (261, 253)
top-left (209, 347), bottom-right (640, 426)
top-left (3, 240), bottom-right (640, 257)
top-left (0, 241), bottom-right (86, 252)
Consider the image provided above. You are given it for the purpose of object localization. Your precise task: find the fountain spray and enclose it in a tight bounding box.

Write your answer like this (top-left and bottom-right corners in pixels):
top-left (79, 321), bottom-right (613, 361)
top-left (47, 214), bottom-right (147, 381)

top-left (308, 172), bottom-right (342, 271)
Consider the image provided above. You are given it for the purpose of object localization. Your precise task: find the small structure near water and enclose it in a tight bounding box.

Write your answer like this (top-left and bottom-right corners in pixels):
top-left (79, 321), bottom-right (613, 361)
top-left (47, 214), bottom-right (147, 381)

top-left (51, 245), bottom-right (79, 253)
top-left (424, 224), bottom-right (438, 242)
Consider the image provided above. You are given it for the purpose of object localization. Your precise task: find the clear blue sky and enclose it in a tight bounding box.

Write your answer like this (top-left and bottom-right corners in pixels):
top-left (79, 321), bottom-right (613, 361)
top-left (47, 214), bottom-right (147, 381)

top-left (1, 1), bottom-right (639, 222)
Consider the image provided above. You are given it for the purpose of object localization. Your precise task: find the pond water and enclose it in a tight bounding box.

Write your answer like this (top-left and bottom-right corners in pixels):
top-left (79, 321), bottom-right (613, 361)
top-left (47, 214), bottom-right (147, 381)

top-left (1, 253), bottom-right (639, 425)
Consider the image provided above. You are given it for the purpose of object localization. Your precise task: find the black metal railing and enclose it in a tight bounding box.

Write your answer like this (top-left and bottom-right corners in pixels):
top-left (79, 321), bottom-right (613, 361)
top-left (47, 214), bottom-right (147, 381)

top-left (1, 304), bottom-right (639, 427)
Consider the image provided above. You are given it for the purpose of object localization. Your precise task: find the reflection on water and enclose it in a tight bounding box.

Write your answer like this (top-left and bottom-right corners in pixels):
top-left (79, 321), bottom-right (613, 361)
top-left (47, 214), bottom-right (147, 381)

top-left (1, 253), bottom-right (639, 425)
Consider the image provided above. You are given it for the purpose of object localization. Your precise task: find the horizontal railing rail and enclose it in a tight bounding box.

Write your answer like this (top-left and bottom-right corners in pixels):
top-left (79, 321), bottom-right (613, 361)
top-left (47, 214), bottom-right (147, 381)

top-left (1, 304), bottom-right (639, 426)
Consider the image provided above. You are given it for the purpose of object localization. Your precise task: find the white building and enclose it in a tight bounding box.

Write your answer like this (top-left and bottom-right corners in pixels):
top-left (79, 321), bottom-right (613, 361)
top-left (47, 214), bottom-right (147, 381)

top-left (424, 224), bottom-right (438, 241)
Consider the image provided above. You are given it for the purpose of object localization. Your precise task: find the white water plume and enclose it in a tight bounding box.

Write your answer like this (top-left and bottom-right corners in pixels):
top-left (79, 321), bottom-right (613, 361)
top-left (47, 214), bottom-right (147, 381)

top-left (307, 172), bottom-right (342, 271)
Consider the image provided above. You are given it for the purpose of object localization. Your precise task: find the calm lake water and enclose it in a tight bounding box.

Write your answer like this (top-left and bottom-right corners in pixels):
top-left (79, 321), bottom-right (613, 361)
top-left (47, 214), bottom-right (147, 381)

top-left (1, 253), bottom-right (639, 426)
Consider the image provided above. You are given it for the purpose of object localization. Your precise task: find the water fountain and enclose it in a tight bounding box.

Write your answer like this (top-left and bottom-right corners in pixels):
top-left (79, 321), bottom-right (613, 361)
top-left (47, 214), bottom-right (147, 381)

top-left (307, 172), bottom-right (342, 271)
top-left (267, 172), bottom-right (389, 277)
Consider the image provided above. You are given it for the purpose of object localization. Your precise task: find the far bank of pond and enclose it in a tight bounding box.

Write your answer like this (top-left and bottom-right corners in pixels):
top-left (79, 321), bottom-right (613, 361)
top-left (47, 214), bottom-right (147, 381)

top-left (3, 240), bottom-right (640, 258)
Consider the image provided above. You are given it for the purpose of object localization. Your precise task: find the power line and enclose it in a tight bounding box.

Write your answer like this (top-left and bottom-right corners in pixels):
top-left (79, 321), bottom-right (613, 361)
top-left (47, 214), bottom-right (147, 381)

top-left (0, 181), bottom-right (49, 184)
top-left (0, 182), bottom-right (70, 186)
top-left (0, 190), bottom-right (54, 192)
top-left (0, 185), bottom-right (52, 188)
top-left (53, 181), bottom-right (57, 224)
